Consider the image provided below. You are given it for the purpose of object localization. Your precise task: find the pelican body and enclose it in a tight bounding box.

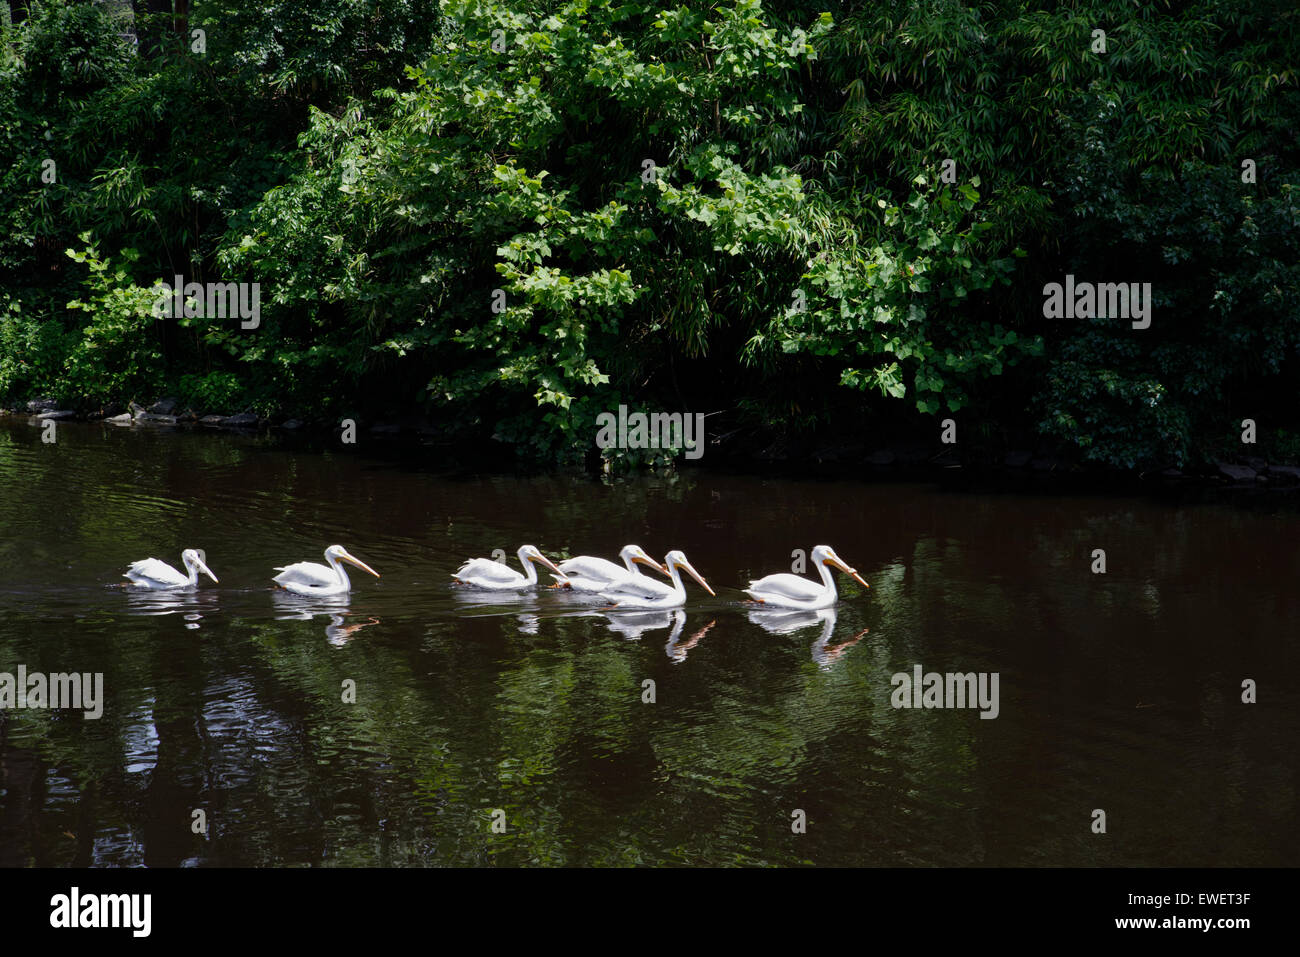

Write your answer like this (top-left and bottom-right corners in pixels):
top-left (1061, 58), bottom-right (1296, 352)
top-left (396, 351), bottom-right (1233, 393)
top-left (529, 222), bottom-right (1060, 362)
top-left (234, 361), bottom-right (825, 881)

top-left (743, 545), bottom-right (869, 610)
top-left (274, 545), bottom-right (380, 597)
top-left (124, 549), bottom-right (218, 590)
top-left (453, 545), bottom-right (565, 591)
top-left (599, 550), bottom-right (714, 609)
top-left (553, 545), bottom-right (670, 593)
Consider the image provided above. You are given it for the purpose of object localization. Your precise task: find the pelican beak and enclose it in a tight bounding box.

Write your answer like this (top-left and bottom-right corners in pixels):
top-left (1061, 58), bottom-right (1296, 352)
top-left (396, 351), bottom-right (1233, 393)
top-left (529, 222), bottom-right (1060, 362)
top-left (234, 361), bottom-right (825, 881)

top-left (827, 557), bottom-right (869, 589)
top-left (341, 552), bottom-right (380, 578)
top-left (532, 553), bottom-right (566, 578)
top-left (679, 559), bottom-right (716, 597)
top-left (636, 555), bottom-right (672, 577)
top-left (199, 560), bottom-right (219, 584)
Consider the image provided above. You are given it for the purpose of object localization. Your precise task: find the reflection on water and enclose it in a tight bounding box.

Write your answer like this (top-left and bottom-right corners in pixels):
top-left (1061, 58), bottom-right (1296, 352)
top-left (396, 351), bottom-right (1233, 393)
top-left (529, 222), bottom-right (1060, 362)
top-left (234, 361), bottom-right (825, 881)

top-left (123, 587), bottom-right (219, 630)
top-left (600, 608), bottom-right (678, 642)
top-left (0, 419), bottom-right (1297, 867)
top-left (745, 607), bottom-right (867, 669)
top-left (665, 614), bottom-right (716, 663)
top-left (746, 605), bottom-right (833, 636)
top-left (270, 589), bottom-right (353, 619)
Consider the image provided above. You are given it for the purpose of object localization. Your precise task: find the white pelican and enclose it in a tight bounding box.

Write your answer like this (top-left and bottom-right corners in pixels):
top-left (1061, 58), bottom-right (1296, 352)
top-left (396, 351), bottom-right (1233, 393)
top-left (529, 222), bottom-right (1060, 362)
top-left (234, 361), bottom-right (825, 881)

top-left (599, 550), bottom-right (714, 609)
top-left (551, 545), bottom-right (670, 593)
top-left (743, 545), bottom-right (869, 610)
top-left (452, 545), bottom-right (566, 591)
top-left (124, 549), bottom-right (218, 590)
top-left (273, 544), bottom-right (380, 597)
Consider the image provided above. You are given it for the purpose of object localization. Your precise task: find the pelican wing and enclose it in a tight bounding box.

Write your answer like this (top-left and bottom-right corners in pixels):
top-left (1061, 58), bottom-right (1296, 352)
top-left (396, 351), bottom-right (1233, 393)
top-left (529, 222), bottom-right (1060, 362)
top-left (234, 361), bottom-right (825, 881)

top-left (745, 572), bottom-right (827, 603)
top-left (453, 558), bottom-right (525, 585)
top-left (556, 555), bottom-right (643, 592)
top-left (601, 575), bottom-right (675, 601)
top-left (556, 555), bottom-right (625, 583)
top-left (273, 561), bottom-right (338, 587)
top-left (124, 558), bottom-right (187, 586)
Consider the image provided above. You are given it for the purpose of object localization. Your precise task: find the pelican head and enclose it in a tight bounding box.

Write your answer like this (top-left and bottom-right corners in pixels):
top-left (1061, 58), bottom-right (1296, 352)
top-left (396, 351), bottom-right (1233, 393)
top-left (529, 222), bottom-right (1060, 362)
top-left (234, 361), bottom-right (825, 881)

top-left (518, 545), bottom-right (564, 577)
top-left (621, 544), bottom-right (671, 577)
top-left (181, 548), bottom-right (219, 583)
top-left (665, 549), bottom-right (715, 596)
top-left (812, 545), bottom-right (869, 589)
top-left (325, 544), bottom-right (380, 578)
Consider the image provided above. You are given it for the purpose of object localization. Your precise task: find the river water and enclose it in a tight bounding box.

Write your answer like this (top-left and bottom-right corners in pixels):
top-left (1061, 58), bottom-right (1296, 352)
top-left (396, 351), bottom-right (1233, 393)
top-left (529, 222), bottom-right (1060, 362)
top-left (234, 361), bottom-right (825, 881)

top-left (0, 419), bottom-right (1295, 866)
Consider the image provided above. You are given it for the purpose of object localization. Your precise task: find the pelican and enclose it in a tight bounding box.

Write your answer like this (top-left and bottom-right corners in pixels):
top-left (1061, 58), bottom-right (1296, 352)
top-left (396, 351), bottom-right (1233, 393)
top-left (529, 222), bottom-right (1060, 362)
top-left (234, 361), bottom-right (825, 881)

top-left (743, 545), bottom-right (869, 609)
top-left (452, 545), bottom-right (566, 591)
top-left (124, 549), bottom-right (218, 590)
top-left (551, 545), bottom-right (670, 593)
top-left (273, 544), bottom-right (380, 597)
top-left (599, 550), bottom-right (714, 609)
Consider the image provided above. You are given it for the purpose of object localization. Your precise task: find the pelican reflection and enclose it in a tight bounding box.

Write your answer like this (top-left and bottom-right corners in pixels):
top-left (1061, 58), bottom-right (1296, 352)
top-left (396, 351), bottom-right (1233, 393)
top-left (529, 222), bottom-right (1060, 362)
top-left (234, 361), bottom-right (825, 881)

top-left (124, 588), bottom-right (216, 628)
top-left (745, 607), bottom-right (866, 669)
top-left (665, 614), bottom-right (716, 663)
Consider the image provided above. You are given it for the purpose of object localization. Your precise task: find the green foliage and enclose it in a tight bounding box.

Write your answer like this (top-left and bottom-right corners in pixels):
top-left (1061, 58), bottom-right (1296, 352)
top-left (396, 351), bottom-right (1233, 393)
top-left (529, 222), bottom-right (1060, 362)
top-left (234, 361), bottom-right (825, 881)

top-left (62, 238), bottom-right (164, 404)
top-left (1037, 154), bottom-right (1300, 468)
top-left (1, 0), bottom-right (1297, 470)
top-left (749, 172), bottom-right (1038, 415)
top-left (0, 292), bottom-right (75, 402)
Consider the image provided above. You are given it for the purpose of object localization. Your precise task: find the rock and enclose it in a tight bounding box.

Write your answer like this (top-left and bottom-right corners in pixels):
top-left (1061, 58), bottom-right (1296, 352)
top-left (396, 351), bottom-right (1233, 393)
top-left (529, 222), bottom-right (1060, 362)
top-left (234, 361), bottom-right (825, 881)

top-left (199, 415), bottom-right (228, 426)
top-left (279, 419), bottom-right (304, 430)
top-left (129, 401), bottom-right (147, 416)
top-left (135, 413), bottom-right (177, 425)
top-left (222, 413), bottom-right (259, 429)
top-left (369, 422), bottom-right (401, 435)
top-left (149, 397), bottom-right (178, 415)
top-left (810, 441), bottom-right (863, 464)
top-left (892, 445), bottom-right (931, 466)
top-left (26, 398), bottom-right (57, 413)
top-left (868, 449), bottom-right (896, 466)
top-left (35, 410), bottom-right (76, 420)
top-left (1031, 456), bottom-right (1063, 472)
top-left (1004, 450), bottom-right (1033, 468)
top-left (106, 413), bottom-right (133, 425)
top-left (1267, 465), bottom-right (1300, 484)
top-left (1244, 456), bottom-right (1267, 472)
top-left (1216, 462), bottom-right (1256, 482)
top-left (1160, 467), bottom-right (1184, 478)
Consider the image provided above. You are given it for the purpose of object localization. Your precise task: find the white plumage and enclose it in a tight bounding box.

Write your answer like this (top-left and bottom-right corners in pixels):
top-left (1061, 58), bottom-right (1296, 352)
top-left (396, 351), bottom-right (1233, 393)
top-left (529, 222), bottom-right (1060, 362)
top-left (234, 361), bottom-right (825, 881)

top-left (124, 549), bottom-right (218, 590)
top-left (743, 545), bottom-right (869, 610)
top-left (552, 545), bottom-right (669, 593)
top-left (274, 545), bottom-right (379, 597)
top-left (452, 545), bottom-right (565, 591)
top-left (599, 550), bottom-right (714, 609)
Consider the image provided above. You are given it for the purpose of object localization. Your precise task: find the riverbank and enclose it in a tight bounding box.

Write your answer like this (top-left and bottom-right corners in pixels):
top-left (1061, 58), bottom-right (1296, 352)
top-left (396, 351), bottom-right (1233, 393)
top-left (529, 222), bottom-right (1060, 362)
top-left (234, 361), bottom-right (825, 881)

top-left (7, 396), bottom-right (1300, 505)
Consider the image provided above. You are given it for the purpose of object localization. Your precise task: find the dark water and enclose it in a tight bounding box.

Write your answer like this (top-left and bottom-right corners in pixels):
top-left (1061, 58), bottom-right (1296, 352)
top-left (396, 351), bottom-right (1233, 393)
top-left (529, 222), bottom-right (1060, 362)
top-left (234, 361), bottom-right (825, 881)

top-left (0, 418), bottom-right (1295, 867)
